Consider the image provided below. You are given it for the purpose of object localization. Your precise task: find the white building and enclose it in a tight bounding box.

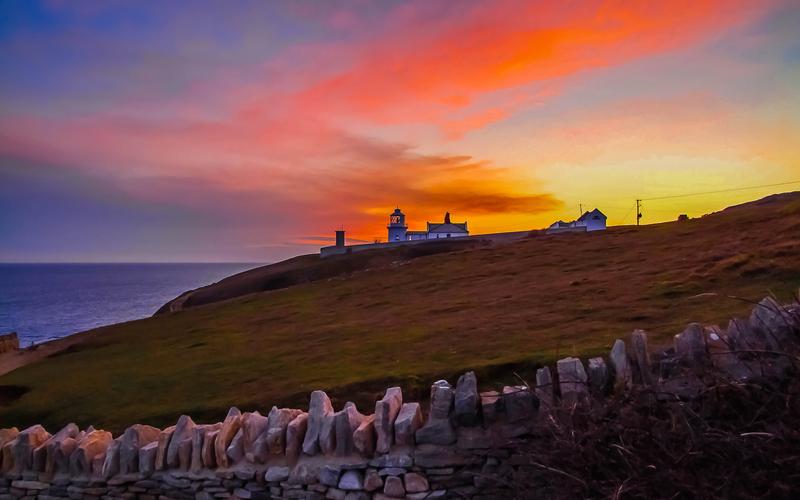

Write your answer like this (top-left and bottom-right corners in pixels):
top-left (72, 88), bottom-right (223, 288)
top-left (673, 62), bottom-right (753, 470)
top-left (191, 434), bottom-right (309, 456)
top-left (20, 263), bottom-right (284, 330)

top-left (546, 208), bottom-right (607, 234)
top-left (388, 209), bottom-right (469, 241)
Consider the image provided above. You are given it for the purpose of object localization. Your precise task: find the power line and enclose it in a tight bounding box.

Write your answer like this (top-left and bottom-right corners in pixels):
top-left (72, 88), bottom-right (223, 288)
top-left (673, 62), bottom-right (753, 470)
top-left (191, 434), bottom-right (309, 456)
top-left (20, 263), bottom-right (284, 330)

top-left (641, 180), bottom-right (800, 202)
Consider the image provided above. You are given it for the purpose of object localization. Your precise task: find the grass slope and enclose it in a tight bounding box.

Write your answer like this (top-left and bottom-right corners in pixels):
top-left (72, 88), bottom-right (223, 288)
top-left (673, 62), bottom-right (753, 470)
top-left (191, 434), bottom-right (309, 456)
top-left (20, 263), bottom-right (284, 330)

top-left (1, 193), bottom-right (799, 432)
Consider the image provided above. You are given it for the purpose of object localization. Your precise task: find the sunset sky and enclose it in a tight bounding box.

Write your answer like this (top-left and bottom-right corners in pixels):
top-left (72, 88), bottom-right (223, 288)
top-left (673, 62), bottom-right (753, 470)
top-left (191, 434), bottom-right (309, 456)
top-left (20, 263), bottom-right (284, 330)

top-left (1, 0), bottom-right (798, 262)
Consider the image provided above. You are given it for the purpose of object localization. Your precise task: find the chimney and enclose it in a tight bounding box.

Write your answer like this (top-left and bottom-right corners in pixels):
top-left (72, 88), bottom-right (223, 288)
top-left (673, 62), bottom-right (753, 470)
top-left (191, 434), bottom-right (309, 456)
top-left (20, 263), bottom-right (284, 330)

top-left (335, 230), bottom-right (345, 247)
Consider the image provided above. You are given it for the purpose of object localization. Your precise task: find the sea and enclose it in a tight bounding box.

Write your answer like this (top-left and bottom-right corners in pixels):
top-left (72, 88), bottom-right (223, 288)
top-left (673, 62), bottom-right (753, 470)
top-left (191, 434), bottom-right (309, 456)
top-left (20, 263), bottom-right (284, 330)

top-left (0, 263), bottom-right (261, 346)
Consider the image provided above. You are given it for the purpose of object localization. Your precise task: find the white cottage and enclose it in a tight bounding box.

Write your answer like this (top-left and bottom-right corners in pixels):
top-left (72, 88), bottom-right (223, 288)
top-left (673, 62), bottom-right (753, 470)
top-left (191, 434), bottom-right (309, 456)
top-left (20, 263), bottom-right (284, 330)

top-left (546, 208), bottom-right (607, 234)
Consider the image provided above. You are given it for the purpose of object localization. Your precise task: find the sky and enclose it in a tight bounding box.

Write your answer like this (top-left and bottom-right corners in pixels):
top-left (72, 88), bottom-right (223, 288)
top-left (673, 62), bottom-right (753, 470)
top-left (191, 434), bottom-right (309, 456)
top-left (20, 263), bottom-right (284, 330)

top-left (1, 0), bottom-right (798, 263)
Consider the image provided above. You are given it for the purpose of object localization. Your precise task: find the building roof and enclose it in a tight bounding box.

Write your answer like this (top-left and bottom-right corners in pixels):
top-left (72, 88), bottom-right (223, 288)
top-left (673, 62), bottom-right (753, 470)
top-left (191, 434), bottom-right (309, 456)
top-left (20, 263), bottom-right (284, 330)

top-left (577, 208), bottom-right (606, 221)
top-left (427, 222), bottom-right (468, 233)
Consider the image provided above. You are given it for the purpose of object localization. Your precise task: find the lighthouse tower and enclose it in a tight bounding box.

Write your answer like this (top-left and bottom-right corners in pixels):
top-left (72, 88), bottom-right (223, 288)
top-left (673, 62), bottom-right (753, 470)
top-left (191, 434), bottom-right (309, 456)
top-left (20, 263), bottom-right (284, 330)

top-left (387, 208), bottom-right (408, 242)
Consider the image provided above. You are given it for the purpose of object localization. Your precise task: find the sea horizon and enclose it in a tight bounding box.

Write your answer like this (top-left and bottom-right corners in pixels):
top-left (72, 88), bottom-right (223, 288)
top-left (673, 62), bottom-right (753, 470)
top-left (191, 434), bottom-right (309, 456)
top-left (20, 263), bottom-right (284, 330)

top-left (0, 262), bottom-right (263, 346)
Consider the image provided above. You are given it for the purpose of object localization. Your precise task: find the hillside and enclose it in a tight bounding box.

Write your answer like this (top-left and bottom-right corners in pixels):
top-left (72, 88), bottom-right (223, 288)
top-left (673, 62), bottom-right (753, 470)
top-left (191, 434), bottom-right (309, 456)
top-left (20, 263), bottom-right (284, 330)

top-left (1, 192), bottom-right (799, 432)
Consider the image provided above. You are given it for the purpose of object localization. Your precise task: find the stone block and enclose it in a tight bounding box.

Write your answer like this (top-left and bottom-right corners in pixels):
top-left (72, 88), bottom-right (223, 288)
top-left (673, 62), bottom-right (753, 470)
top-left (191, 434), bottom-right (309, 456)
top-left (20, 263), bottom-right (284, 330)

top-left (374, 387), bottom-right (403, 454)
top-left (454, 371), bottom-right (480, 426)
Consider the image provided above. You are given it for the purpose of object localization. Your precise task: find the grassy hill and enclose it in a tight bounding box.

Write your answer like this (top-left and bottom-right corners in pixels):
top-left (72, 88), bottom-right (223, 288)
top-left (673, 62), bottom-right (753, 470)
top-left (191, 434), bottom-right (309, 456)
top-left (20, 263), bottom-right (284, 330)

top-left (1, 193), bottom-right (799, 433)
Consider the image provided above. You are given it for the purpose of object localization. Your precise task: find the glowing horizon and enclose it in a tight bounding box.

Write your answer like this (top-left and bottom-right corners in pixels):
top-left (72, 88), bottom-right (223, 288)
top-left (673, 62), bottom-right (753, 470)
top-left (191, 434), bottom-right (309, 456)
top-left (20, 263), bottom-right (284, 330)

top-left (1, 0), bottom-right (798, 262)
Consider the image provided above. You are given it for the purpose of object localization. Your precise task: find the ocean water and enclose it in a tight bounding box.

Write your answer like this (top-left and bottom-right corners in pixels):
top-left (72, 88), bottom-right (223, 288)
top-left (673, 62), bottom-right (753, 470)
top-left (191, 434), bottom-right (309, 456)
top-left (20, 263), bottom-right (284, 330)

top-left (0, 263), bottom-right (260, 345)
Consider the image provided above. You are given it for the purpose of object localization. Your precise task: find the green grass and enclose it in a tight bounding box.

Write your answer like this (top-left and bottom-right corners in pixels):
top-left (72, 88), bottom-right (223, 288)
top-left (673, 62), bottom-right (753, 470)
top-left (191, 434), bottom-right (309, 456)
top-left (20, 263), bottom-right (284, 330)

top-left (1, 193), bottom-right (799, 433)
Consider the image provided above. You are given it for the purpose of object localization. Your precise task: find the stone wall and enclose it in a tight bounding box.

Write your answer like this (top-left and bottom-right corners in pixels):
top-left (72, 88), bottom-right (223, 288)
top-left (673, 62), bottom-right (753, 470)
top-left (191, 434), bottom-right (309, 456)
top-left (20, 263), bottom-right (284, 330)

top-left (0, 333), bottom-right (19, 355)
top-left (0, 297), bottom-right (797, 500)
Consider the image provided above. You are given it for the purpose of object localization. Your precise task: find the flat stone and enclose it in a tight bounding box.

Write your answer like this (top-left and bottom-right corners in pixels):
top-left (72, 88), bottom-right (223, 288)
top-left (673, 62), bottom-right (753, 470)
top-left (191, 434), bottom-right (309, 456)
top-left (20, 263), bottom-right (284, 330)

top-left (264, 466), bottom-right (290, 483)
top-left (225, 428), bottom-right (245, 465)
top-left (363, 469), bottom-right (383, 492)
top-left (368, 454), bottom-right (412, 468)
top-left (393, 403), bottom-right (422, 447)
top-left (403, 472), bottom-right (429, 493)
top-left (454, 371), bottom-right (480, 426)
top-left (479, 391), bottom-right (501, 425)
top-left (215, 407), bottom-right (242, 468)
top-left (377, 467), bottom-right (405, 476)
top-left (285, 412), bottom-right (308, 462)
top-left (535, 367), bottom-right (554, 410)
top-left (9, 425), bottom-right (50, 474)
top-left (240, 411), bottom-right (268, 459)
top-left (119, 424), bottom-right (160, 475)
top-left (334, 402), bottom-right (365, 456)
top-left (674, 323), bottom-right (706, 365)
top-left (344, 492), bottom-right (369, 500)
top-left (257, 407), bottom-right (303, 460)
top-left (383, 475), bottom-right (405, 497)
top-left (456, 426), bottom-right (492, 450)
top-left (303, 391), bottom-right (335, 456)
top-left (319, 465), bottom-right (341, 486)
top-left (587, 357), bottom-right (609, 396)
top-left (155, 425), bottom-right (175, 471)
top-left (69, 431), bottom-right (113, 477)
top-left (138, 441), bottom-right (158, 476)
top-left (415, 381), bottom-right (455, 445)
top-left (631, 329), bottom-right (655, 386)
top-left (374, 387), bottom-right (403, 454)
top-left (166, 415), bottom-right (196, 469)
top-left (352, 415), bottom-right (375, 457)
top-left (10, 480), bottom-right (48, 490)
top-left (337, 470), bottom-right (363, 491)
top-left (557, 357), bottom-right (589, 406)
top-left (501, 386), bottom-right (536, 421)
top-left (609, 339), bottom-right (632, 392)
top-left (100, 437), bottom-right (122, 479)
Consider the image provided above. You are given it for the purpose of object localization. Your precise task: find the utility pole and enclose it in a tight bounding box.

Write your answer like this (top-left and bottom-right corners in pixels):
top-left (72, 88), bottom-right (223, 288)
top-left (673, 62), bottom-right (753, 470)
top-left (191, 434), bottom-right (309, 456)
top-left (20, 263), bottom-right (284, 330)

top-left (579, 203), bottom-right (582, 216)
top-left (636, 199), bottom-right (642, 226)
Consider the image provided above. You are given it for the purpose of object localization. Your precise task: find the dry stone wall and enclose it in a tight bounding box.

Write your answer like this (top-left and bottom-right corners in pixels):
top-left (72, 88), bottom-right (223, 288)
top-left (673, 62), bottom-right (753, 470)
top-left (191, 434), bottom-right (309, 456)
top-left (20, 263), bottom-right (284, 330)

top-left (0, 296), bottom-right (798, 500)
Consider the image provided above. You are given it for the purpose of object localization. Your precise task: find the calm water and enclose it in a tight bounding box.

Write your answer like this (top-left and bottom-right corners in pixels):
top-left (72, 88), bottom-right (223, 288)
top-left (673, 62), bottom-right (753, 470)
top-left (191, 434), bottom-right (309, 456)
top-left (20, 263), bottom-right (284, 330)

top-left (0, 263), bottom-right (261, 345)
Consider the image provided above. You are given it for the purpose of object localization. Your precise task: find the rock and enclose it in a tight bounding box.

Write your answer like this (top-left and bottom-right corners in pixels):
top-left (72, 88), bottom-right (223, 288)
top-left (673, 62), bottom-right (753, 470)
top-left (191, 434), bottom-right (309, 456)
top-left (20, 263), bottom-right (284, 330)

top-left (335, 402), bottom-right (366, 456)
top-left (288, 462), bottom-right (320, 485)
top-left (631, 329), bottom-right (654, 385)
top-left (320, 464), bottom-right (342, 486)
top-left (393, 403), bottom-right (422, 446)
top-left (369, 454), bottom-right (412, 468)
top-left (166, 414), bottom-right (195, 469)
top-left (479, 391), bottom-right (501, 425)
top-left (240, 411), bottom-right (268, 459)
top-left (320, 412), bottom-right (337, 456)
top-left (587, 357), bottom-right (609, 396)
top-left (535, 367), bottom-right (554, 410)
top-left (502, 386), bottom-right (537, 421)
top-left (706, 325), bottom-right (752, 380)
top-left (68, 430), bottom-right (112, 476)
top-left (264, 465), bottom-right (291, 482)
top-left (155, 425), bottom-right (175, 471)
top-left (456, 426), bottom-right (492, 449)
top-left (8, 424), bottom-right (50, 474)
top-left (383, 475), bottom-right (405, 497)
top-left (202, 428), bottom-right (219, 468)
top-left (286, 412), bottom-right (309, 462)
top-left (415, 381), bottom-right (455, 445)
top-left (454, 371), bottom-right (480, 426)
top-left (353, 414), bottom-right (376, 457)
top-left (215, 407), bottom-right (242, 468)
top-left (557, 357), bottom-right (589, 405)
top-left (404, 472), bottom-right (429, 493)
top-left (374, 387), bottom-right (403, 454)
top-left (40, 423), bottom-right (80, 474)
top-left (138, 441), bottom-right (158, 476)
top-left (609, 339), bottom-right (632, 392)
top-left (674, 323), bottom-right (706, 365)
top-left (257, 407), bottom-right (303, 460)
top-left (190, 425), bottom-right (206, 472)
top-left (100, 437), bottom-right (122, 479)
top-left (363, 468), bottom-right (383, 492)
top-left (119, 424), bottom-right (160, 475)
top-left (750, 297), bottom-right (796, 348)
top-left (226, 428), bottom-right (245, 464)
top-left (303, 391), bottom-right (335, 456)
top-left (338, 469), bottom-right (363, 490)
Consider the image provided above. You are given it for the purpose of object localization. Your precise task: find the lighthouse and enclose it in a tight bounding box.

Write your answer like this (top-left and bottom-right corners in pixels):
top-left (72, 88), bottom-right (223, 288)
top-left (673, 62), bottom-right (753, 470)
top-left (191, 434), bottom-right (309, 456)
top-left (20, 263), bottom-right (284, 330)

top-left (387, 208), bottom-right (408, 242)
